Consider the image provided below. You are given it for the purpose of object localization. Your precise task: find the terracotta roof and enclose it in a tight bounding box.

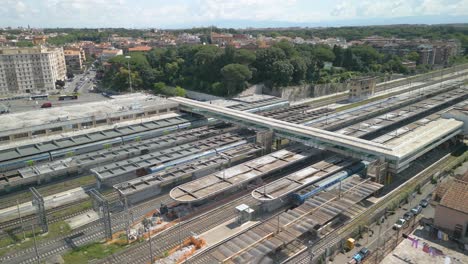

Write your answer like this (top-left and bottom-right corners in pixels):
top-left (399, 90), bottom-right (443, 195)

top-left (439, 178), bottom-right (468, 214)
top-left (128, 46), bottom-right (152, 52)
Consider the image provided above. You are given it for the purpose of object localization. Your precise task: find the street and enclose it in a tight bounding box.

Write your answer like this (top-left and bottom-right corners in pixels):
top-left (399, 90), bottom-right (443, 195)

top-left (1, 69), bottom-right (107, 113)
top-left (332, 178), bottom-right (437, 264)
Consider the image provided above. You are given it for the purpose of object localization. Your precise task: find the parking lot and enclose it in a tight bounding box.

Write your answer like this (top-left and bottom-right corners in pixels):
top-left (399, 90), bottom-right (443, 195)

top-left (0, 69), bottom-right (107, 113)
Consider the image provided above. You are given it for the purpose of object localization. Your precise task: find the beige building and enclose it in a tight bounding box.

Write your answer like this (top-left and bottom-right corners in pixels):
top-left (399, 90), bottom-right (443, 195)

top-left (348, 76), bottom-right (377, 101)
top-left (0, 46), bottom-right (66, 95)
top-left (434, 174), bottom-right (468, 243)
top-left (100, 48), bottom-right (123, 61)
top-left (64, 49), bottom-right (84, 73)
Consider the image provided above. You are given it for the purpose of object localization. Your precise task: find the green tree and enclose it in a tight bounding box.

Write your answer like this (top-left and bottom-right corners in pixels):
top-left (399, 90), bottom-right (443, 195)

top-left (312, 46), bottom-right (336, 62)
top-left (153, 82), bottom-right (166, 94)
top-left (271, 60), bottom-right (294, 87)
top-left (333, 45), bottom-right (344, 67)
top-left (234, 49), bottom-right (256, 65)
top-left (174, 86), bottom-right (186, 97)
top-left (253, 47), bottom-right (286, 82)
top-left (290, 57), bottom-right (307, 84)
top-left (221, 64), bottom-right (252, 95)
top-left (406, 51), bottom-right (420, 62)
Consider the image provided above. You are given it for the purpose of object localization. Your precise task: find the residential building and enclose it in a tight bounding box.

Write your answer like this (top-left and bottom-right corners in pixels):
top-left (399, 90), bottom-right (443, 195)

top-left (434, 173), bottom-right (468, 243)
top-left (211, 32), bottom-right (233, 46)
top-left (361, 35), bottom-right (461, 65)
top-left (402, 60), bottom-right (417, 70)
top-left (176, 33), bottom-right (200, 45)
top-left (32, 35), bottom-right (47, 45)
top-left (100, 48), bottom-right (123, 61)
top-left (348, 76), bottom-right (377, 101)
top-left (64, 49), bottom-right (84, 73)
top-left (128, 46), bottom-right (153, 53)
top-left (417, 44), bottom-right (436, 65)
top-left (0, 46), bottom-right (66, 95)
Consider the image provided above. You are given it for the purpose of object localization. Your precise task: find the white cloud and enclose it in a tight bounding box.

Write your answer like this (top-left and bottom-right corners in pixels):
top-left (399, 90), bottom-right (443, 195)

top-left (0, 0), bottom-right (467, 28)
top-left (331, 0), bottom-right (468, 19)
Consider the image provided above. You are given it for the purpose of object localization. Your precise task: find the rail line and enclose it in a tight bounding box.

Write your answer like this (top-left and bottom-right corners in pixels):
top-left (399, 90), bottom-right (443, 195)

top-left (97, 194), bottom-right (258, 264)
top-left (287, 149), bottom-right (464, 264)
top-left (1, 192), bottom-right (173, 264)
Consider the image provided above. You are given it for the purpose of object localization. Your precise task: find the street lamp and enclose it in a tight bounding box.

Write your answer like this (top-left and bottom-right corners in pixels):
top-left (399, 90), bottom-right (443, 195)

top-left (125, 56), bottom-right (133, 93)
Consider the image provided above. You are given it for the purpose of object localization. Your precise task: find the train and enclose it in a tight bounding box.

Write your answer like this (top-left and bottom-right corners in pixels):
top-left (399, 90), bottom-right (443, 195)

top-left (0, 118), bottom-right (218, 172)
top-left (149, 140), bottom-right (248, 174)
top-left (291, 161), bottom-right (370, 206)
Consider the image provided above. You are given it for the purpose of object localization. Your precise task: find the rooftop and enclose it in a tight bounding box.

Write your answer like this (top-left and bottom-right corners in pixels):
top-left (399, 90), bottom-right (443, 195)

top-left (0, 46), bottom-right (62, 55)
top-left (114, 144), bottom-right (262, 196)
top-left (64, 50), bottom-right (81, 56)
top-left (0, 114), bottom-right (192, 162)
top-left (0, 93), bottom-right (175, 135)
top-left (385, 118), bottom-right (463, 159)
top-left (252, 154), bottom-right (358, 202)
top-left (128, 46), bottom-right (152, 52)
top-left (170, 145), bottom-right (317, 203)
top-left (439, 178), bottom-right (468, 214)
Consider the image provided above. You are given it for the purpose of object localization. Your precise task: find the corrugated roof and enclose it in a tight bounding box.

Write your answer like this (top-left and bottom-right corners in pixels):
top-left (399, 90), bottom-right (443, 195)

top-left (440, 178), bottom-right (468, 214)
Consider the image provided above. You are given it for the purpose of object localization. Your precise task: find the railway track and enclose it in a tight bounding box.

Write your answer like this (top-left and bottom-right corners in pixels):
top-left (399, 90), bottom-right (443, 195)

top-left (302, 71), bottom-right (467, 110)
top-left (1, 192), bottom-right (174, 264)
top-left (98, 194), bottom-right (258, 264)
top-left (0, 184), bottom-right (120, 234)
top-left (286, 150), bottom-right (463, 264)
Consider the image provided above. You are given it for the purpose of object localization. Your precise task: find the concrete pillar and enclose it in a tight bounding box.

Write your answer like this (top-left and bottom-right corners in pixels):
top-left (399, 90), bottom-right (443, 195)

top-left (256, 130), bottom-right (273, 154)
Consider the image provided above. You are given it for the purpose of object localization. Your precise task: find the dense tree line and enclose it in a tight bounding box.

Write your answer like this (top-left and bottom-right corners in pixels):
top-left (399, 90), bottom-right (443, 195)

top-left (169, 24), bottom-right (468, 53)
top-left (100, 40), bottom-right (419, 96)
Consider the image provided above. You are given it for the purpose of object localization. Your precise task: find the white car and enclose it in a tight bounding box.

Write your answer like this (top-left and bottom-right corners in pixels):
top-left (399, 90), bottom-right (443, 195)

top-left (393, 218), bottom-right (407, 230)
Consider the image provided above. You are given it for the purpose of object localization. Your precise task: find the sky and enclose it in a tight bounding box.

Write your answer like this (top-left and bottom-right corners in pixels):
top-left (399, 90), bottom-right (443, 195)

top-left (1, 0), bottom-right (468, 29)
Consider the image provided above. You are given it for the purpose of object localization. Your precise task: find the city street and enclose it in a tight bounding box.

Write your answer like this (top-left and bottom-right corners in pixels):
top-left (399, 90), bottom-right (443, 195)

top-left (1, 69), bottom-right (107, 113)
top-left (331, 176), bottom-right (442, 264)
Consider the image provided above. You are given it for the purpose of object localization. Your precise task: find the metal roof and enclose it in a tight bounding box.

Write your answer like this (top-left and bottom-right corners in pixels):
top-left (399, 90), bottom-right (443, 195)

top-left (336, 87), bottom-right (467, 138)
top-left (170, 145), bottom-right (319, 203)
top-left (114, 144), bottom-right (263, 196)
top-left (0, 115), bottom-right (196, 162)
top-left (251, 154), bottom-right (358, 202)
top-left (92, 132), bottom-right (244, 180)
top-left (199, 176), bottom-right (383, 264)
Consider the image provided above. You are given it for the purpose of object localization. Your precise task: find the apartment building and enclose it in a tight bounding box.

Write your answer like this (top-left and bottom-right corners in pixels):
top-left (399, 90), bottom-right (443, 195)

top-left (100, 48), bottom-right (123, 62)
top-left (0, 46), bottom-right (66, 95)
top-left (64, 49), bottom-right (85, 73)
top-left (348, 76), bottom-right (377, 101)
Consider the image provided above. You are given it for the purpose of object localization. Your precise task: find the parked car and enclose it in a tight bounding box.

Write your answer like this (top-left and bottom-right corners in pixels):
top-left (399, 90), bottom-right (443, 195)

top-left (40, 102), bottom-right (52, 108)
top-left (403, 211), bottom-right (414, 221)
top-left (393, 218), bottom-right (407, 230)
top-left (420, 199), bottom-right (429, 208)
top-left (411, 205), bottom-right (423, 215)
top-left (352, 247), bottom-right (371, 263)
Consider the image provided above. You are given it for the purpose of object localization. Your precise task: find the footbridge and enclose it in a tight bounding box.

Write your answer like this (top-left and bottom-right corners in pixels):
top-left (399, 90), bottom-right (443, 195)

top-left (170, 97), bottom-right (398, 162)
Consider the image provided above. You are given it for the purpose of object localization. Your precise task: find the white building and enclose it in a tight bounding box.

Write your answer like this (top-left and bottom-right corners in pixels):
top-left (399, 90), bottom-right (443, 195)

top-left (100, 48), bottom-right (123, 62)
top-left (0, 46), bottom-right (66, 95)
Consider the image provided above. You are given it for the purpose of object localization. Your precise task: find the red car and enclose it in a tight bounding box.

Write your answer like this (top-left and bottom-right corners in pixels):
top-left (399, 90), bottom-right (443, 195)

top-left (41, 102), bottom-right (52, 108)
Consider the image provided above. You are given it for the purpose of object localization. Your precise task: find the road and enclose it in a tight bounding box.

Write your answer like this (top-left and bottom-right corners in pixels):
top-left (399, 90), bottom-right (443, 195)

top-left (2, 69), bottom-right (106, 113)
top-left (332, 179), bottom-right (436, 264)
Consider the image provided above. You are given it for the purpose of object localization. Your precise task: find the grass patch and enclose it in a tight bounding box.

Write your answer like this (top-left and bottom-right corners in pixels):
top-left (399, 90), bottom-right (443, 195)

top-left (62, 242), bottom-right (127, 264)
top-left (50, 200), bottom-right (93, 219)
top-left (0, 221), bottom-right (71, 257)
top-left (0, 175), bottom-right (96, 209)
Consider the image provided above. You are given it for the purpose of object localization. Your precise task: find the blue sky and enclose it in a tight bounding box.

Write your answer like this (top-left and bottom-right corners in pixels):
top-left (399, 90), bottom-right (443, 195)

top-left (1, 0), bottom-right (468, 28)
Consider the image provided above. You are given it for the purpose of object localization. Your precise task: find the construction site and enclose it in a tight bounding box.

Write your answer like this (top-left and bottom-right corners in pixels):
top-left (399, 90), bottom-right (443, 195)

top-left (0, 65), bottom-right (467, 264)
